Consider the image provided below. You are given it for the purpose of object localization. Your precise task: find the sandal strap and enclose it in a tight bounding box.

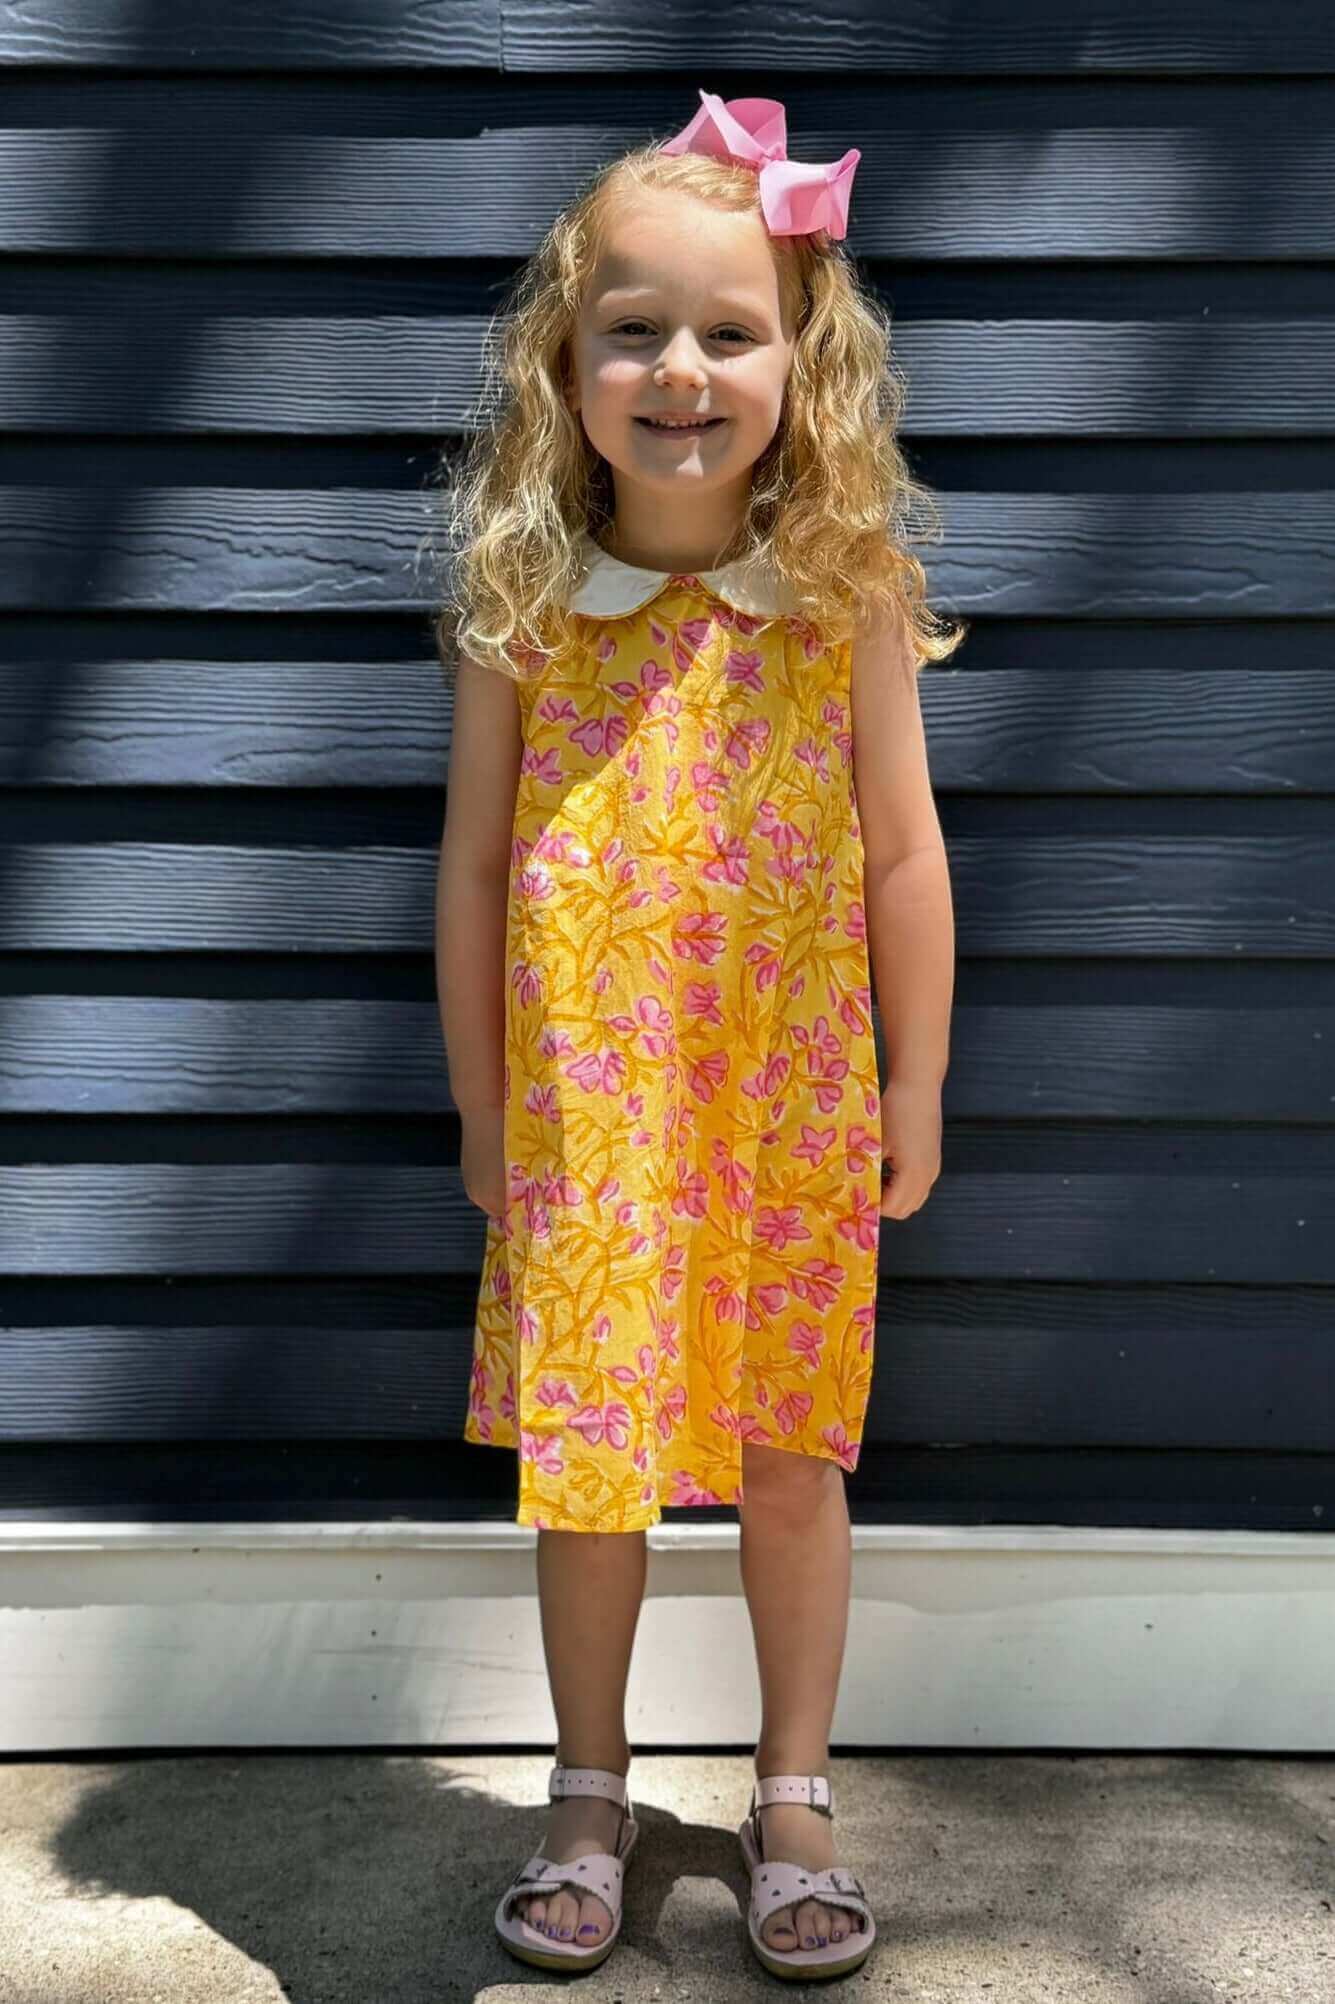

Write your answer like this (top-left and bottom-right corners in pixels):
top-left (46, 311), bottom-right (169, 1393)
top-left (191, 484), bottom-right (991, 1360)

top-left (752, 1772), bottom-right (834, 1817)
top-left (504, 1849), bottom-right (626, 1920)
top-left (548, 1760), bottom-right (630, 1810)
top-left (747, 1859), bottom-right (871, 1928)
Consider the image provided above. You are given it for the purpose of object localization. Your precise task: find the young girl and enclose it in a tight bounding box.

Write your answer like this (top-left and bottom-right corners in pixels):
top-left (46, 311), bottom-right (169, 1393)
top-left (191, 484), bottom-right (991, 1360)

top-left (435, 88), bottom-right (961, 1982)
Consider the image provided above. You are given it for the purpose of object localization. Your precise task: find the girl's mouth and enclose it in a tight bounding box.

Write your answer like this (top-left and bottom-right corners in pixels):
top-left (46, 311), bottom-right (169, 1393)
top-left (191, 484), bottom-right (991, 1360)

top-left (635, 417), bottom-right (727, 436)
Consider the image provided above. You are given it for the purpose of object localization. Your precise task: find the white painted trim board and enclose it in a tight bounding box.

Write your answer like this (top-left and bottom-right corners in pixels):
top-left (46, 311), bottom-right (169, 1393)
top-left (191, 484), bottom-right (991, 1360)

top-left (1, 1522), bottom-right (1331, 1753)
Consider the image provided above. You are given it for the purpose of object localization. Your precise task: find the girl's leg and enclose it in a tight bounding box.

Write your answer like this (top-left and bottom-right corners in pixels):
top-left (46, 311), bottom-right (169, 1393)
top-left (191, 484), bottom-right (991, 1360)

top-left (737, 1443), bottom-right (861, 1953)
top-left (516, 1527), bottom-right (647, 1946)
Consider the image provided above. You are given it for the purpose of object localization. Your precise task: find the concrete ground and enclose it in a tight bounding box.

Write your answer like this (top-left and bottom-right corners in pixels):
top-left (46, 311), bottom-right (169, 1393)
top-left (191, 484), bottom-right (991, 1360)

top-left (0, 1751), bottom-right (1331, 2002)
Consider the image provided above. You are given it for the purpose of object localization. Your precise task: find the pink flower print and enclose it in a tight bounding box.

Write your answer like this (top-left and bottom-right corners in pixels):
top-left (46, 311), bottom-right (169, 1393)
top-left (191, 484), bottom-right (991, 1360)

top-left (511, 960), bottom-right (543, 1009)
top-left (515, 1301), bottom-right (542, 1345)
top-left (690, 757), bottom-right (731, 812)
top-left (633, 1442), bottom-right (651, 1472)
top-left (788, 1257), bottom-right (846, 1312)
top-left (520, 1428), bottom-right (565, 1474)
top-left (740, 1412), bottom-right (773, 1444)
top-left (648, 866), bottom-right (684, 909)
top-left (673, 617), bottom-right (713, 670)
top-left (521, 743), bottom-right (563, 785)
top-left (656, 1383), bottom-right (687, 1441)
top-left (516, 861), bottom-right (557, 904)
top-left (643, 691), bottom-right (683, 748)
top-left (606, 1362), bottom-right (638, 1385)
top-left (716, 602), bottom-right (767, 637)
top-left (533, 826), bottom-right (586, 866)
top-left (743, 940), bottom-right (784, 995)
top-left (522, 1082), bottom-right (559, 1127)
top-left (500, 1370), bottom-right (516, 1420)
top-left (683, 980), bottom-right (724, 1028)
top-left (565, 1046), bottom-right (628, 1095)
top-left (702, 824), bottom-right (749, 886)
top-left (538, 1166), bottom-right (583, 1212)
top-left (686, 1048), bottom-right (730, 1104)
top-left (792, 1122), bottom-right (837, 1167)
top-left (565, 1402), bottom-right (633, 1450)
top-left (724, 715), bottom-right (771, 771)
top-left (536, 693), bottom-right (578, 723)
top-left (839, 1188), bottom-right (883, 1251)
top-left (591, 1173), bottom-right (621, 1202)
top-left (637, 1343), bottom-right (657, 1381)
top-left (767, 843), bottom-right (814, 890)
top-left (710, 1401), bottom-right (742, 1437)
top-left (787, 1320), bottom-right (826, 1372)
top-left (669, 1468), bottom-right (724, 1507)
top-left (673, 911), bottom-right (728, 965)
top-left (821, 1421), bottom-right (859, 1470)
top-left (640, 993), bottom-right (678, 1054)
top-left (660, 1246), bottom-right (688, 1305)
top-left (743, 1050), bottom-right (790, 1103)
top-left (536, 1376), bottom-right (578, 1409)
top-left (845, 899), bottom-right (868, 942)
top-left (838, 989), bottom-right (872, 1038)
top-left (795, 619), bottom-right (825, 661)
top-left (773, 1389), bottom-right (814, 1438)
top-left (469, 1404), bottom-right (494, 1440)
top-left (671, 1164), bottom-right (710, 1220)
top-left (708, 1136), bottom-right (754, 1217)
top-left (723, 647), bottom-right (765, 693)
top-left (754, 1204), bottom-right (815, 1252)
top-left (591, 1312), bottom-right (613, 1346)
top-left (853, 1302), bottom-right (876, 1354)
top-left (811, 1065), bottom-right (850, 1115)
top-left (845, 1122), bottom-right (880, 1173)
top-left (752, 1280), bottom-right (788, 1315)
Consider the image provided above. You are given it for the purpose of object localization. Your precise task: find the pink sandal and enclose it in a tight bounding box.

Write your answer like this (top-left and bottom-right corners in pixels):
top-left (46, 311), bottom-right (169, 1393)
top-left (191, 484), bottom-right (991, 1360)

top-left (739, 1772), bottom-right (877, 1981)
top-left (494, 1754), bottom-right (638, 1972)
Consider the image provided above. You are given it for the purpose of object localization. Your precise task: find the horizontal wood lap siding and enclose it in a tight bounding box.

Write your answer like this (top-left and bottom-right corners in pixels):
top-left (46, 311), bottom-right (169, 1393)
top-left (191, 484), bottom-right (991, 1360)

top-left (1, 12), bottom-right (1332, 1530)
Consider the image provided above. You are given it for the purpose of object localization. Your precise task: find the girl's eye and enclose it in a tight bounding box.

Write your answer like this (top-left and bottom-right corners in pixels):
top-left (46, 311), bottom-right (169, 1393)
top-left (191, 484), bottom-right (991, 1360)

top-left (611, 322), bottom-right (751, 344)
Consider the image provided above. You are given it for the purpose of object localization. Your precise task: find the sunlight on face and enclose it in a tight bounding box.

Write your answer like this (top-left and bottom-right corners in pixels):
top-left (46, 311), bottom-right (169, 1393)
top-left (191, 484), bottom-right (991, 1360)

top-left (568, 186), bottom-right (797, 550)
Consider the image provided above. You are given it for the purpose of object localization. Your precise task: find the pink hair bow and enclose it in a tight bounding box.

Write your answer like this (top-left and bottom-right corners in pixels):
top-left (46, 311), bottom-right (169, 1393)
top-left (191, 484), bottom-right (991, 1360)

top-left (659, 89), bottom-right (860, 241)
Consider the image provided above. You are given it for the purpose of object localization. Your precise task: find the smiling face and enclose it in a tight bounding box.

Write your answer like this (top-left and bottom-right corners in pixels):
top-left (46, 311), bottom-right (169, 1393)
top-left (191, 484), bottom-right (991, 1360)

top-left (565, 184), bottom-right (798, 567)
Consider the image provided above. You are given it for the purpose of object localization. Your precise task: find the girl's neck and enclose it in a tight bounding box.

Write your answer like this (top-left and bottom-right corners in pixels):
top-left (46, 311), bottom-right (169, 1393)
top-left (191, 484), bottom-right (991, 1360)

top-left (599, 501), bottom-right (748, 575)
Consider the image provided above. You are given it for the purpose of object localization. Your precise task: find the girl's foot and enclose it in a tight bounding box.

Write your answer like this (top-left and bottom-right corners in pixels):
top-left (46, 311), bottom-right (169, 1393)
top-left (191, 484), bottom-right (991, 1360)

top-left (515, 1787), bottom-right (628, 1947)
top-left (755, 1798), bottom-right (867, 1954)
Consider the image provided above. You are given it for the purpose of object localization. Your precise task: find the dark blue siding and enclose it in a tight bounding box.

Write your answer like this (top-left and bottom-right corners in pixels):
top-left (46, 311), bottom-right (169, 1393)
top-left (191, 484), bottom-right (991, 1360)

top-left (0, 6), bottom-right (1332, 1528)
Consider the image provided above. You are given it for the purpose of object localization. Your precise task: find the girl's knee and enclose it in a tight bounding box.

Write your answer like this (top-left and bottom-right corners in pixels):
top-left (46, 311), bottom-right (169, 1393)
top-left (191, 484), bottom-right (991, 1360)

top-left (739, 1444), bottom-right (844, 1511)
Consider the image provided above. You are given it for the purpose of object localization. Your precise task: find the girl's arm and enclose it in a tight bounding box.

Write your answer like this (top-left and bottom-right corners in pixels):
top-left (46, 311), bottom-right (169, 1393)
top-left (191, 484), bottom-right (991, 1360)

top-left (850, 605), bottom-right (954, 1217)
top-left (435, 656), bottom-right (523, 1119)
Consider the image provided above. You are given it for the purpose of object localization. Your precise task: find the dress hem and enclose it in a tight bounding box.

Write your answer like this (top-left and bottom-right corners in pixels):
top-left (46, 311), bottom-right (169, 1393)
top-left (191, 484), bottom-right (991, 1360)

top-left (463, 1424), bottom-right (859, 1532)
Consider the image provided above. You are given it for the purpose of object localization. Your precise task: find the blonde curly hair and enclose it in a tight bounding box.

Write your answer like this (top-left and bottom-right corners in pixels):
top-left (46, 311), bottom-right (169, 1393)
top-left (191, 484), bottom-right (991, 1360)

top-left (433, 135), bottom-right (966, 683)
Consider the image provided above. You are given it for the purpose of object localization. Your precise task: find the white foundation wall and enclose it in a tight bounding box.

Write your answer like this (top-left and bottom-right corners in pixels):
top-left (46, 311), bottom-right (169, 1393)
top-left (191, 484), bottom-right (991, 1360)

top-left (1, 1522), bottom-right (1333, 1754)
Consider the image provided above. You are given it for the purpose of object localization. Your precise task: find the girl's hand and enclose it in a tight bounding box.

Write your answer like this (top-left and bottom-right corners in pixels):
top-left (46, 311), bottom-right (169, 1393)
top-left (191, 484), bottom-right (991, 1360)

top-left (460, 1107), bottom-right (507, 1222)
top-left (877, 1076), bottom-right (942, 1220)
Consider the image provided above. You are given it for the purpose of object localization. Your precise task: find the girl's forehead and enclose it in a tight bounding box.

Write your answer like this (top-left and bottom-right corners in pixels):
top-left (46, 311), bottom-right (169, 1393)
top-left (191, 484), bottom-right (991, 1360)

top-left (585, 237), bottom-right (781, 314)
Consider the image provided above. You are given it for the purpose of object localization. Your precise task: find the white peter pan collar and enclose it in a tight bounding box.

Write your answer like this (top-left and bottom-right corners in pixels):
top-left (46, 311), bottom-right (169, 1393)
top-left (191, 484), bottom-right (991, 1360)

top-left (566, 529), bottom-right (797, 618)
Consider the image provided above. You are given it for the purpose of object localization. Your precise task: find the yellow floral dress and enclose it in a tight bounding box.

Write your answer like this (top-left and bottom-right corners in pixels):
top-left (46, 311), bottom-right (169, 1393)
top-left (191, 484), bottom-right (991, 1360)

top-left (464, 532), bottom-right (882, 1530)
